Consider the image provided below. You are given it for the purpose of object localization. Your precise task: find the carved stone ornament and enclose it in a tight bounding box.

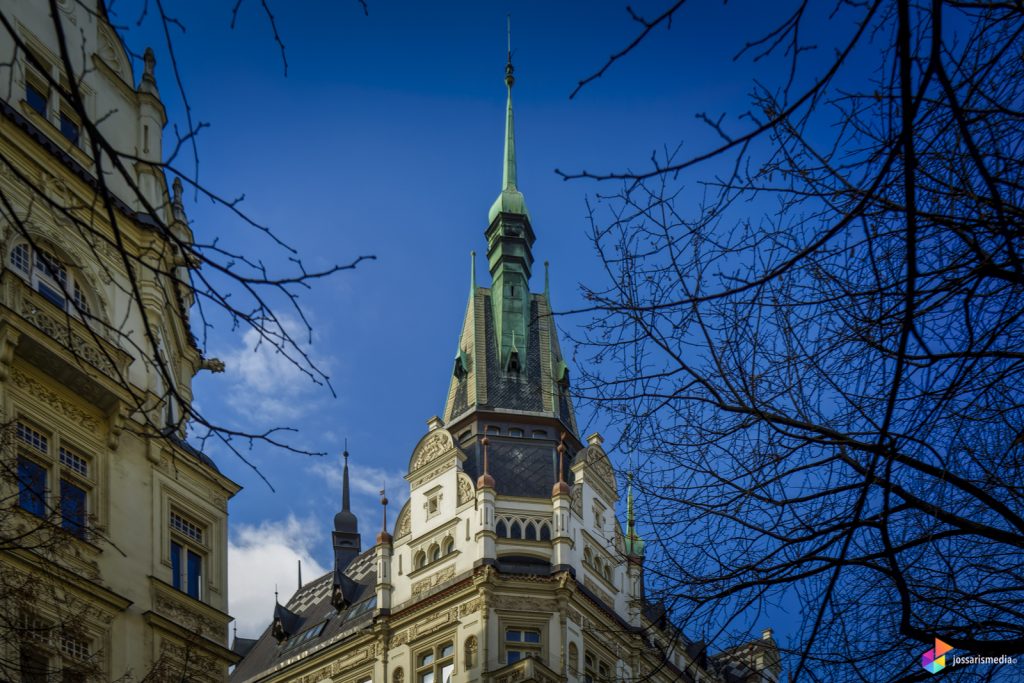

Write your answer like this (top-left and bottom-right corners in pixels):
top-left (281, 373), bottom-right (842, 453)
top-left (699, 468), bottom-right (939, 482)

top-left (583, 577), bottom-right (615, 611)
top-left (12, 368), bottom-right (100, 431)
top-left (19, 300), bottom-right (116, 376)
top-left (456, 472), bottom-right (475, 506)
top-left (411, 566), bottom-right (455, 597)
top-left (154, 594), bottom-right (220, 641)
top-left (579, 447), bottom-right (617, 500)
top-left (411, 458), bottom-right (456, 489)
top-left (491, 595), bottom-right (558, 613)
top-left (408, 428), bottom-right (455, 473)
top-left (395, 502), bottom-right (411, 538)
top-left (570, 483), bottom-right (583, 517)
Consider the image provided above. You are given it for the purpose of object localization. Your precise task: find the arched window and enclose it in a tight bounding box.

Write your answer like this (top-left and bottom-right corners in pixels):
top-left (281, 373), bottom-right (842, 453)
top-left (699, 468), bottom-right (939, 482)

top-left (539, 523), bottom-right (552, 541)
top-left (531, 429), bottom-right (548, 439)
top-left (510, 521), bottom-right (522, 539)
top-left (583, 548), bottom-right (593, 566)
top-left (508, 427), bottom-right (524, 437)
top-left (444, 537), bottom-right (455, 555)
top-left (8, 242), bottom-right (93, 316)
top-left (525, 522), bottom-right (537, 541)
top-left (496, 520), bottom-right (508, 538)
top-left (429, 544), bottom-right (441, 562)
top-left (414, 551), bottom-right (426, 570)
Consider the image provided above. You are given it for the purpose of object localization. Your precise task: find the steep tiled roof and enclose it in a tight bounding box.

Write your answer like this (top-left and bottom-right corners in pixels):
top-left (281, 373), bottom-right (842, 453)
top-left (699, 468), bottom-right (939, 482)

top-left (229, 551), bottom-right (378, 683)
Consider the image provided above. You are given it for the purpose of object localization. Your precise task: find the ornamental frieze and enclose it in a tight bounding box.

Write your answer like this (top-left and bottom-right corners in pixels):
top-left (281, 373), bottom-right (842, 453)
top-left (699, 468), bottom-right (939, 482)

top-left (490, 595), bottom-right (558, 613)
top-left (410, 566), bottom-right (455, 598)
top-left (583, 578), bottom-right (615, 611)
top-left (577, 447), bottom-right (617, 500)
top-left (409, 429), bottom-right (454, 472)
top-left (456, 472), bottom-right (474, 506)
top-left (11, 367), bottom-right (100, 431)
top-left (19, 300), bottom-right (116, 376)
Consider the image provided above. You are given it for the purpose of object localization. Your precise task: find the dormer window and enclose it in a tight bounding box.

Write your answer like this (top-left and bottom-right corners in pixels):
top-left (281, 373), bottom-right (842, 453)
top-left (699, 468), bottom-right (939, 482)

top-left (9, 242), bottom-right (92, 316)
top-left (506, 349), bottom-right (521, 373)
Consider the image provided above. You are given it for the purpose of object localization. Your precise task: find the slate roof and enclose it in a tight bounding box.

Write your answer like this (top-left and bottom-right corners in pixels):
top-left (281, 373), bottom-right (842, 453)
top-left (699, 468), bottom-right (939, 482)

top-left (445, 289), bottom-right (577, 434)
top-left (461, 438), bottom-right (575, 498)
top-left (229, 550), bottom-right (377, 683)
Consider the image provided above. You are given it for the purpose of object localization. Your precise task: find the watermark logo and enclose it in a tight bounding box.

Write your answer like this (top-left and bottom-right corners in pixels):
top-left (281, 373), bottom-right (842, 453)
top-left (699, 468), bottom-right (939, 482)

top-left (921, 638), bottom-right (953, 674)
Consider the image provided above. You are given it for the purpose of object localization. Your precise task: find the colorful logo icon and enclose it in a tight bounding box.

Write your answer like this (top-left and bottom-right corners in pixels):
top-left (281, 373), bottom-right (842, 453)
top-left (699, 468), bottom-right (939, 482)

top-left (921, 638), bottom-right (954, 674)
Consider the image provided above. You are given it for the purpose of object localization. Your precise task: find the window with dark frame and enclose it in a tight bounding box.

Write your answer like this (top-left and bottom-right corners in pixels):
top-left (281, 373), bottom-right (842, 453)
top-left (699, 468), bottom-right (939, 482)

top-left (505, 628), bottom-right (541, 663)
top-left (17, 455), bottom-right (47, 518)
top-left (59, 110), bottom-right (80, 145)
top-left (416, 642), bottom-right (455, 683)
top-left (169, 510), bottom-right (205, 600)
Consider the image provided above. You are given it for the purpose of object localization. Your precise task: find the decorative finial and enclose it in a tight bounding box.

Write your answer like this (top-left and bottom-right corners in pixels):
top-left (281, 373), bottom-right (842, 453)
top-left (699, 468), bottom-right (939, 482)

top-left (274, 584), bottom-right (279, 603)
top-left (477, 436), bottom-right (496, 489)
top-left (298, 559), bottom-right (303, 590)
top-left (377, 486), bottom-right (393, 544)
top-left (544, 261), bottom-right (550, 300)
top-left (470, 250), bottom-right (477, 292)
top-left (171, 177), bottom-right (185, 222)
top-left (624, 470), bottom-right (645, 559)
top-left (341, 444), bottom-right (351, 513)
top-left (143, 47), bottom-right (156, 78)
top-left (552, 431), bottom-right (570, 496)
top-left (505, 14), bottom-right (514, 88)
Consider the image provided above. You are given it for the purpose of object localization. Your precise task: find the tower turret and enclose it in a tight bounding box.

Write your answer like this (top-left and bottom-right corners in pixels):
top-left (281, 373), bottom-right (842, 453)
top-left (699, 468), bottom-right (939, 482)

top-left (485, 48), bottom-right (536, 374)
top-left (331, 450), bottom-right (361, 573)
top-left (624, 473), bottom-right (646, 627)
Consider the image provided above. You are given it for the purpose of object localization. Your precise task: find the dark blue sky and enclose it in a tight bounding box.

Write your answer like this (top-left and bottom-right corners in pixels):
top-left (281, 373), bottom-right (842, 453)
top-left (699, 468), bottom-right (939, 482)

top-left (113, 0), bottom-right (836, 638)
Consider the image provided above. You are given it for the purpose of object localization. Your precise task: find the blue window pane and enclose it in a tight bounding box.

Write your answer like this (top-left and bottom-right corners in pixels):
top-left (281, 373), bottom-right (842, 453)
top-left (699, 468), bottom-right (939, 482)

top-left (59, 112), bottom-right (79, 145)
top-left (26, 82), bottom-right (46, 116)
top-left (37, 281), bottom-right (66, 309)
top-left (170, 541), bottom-right (182, 590)
top-left (60, 480), bottom-right (87, 538)
top-left (187, 549), bottom-right (202, 599)
top-left (17, 457), bottom-right (46, 517)
top-left (507, 651), bottom-right (522, 663)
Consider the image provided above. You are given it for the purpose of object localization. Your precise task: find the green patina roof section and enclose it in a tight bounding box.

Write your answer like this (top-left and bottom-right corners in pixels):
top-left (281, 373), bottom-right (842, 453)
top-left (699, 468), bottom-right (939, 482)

top-left (488, 60), bottom-right (529, 224)
top-left (624, 474), bottom-right (646, 558)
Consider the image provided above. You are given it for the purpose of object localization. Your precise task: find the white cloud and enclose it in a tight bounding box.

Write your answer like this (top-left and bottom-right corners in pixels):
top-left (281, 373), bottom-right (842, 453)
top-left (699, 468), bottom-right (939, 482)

top-left (218, 319), bottom-right (332, 422)
top-left (309, 458), bottom-right (408, 506)
top-left (229, 514), bottom-right (328, 638)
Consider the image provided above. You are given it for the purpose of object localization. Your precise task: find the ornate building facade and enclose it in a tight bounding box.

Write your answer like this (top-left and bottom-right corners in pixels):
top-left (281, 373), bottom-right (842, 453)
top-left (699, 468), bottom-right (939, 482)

top-left (0, 2), bottom-right (239, 680)
top-left (230, 56), bottom-right (780, 683)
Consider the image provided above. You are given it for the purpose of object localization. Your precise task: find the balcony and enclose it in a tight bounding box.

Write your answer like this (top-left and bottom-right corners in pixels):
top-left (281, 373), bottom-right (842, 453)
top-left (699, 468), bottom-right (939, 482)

top-left (0, 269), bottom-right (132, 410)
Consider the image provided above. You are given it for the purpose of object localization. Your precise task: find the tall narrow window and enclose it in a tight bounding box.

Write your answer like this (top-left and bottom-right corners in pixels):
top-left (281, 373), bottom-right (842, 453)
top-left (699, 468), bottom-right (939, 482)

top-left (169, 510), bottom-right (205, 600)
top-left (24, 50), bottom-right (50, 120)
top-left (59, 479), bottom-right (87, 537)
top-left (59, 110), bottom-right (79, 145)
top-left (17, 456), bottom-right (47, 517)
top-left (58, 446), bottom-right (90, 538)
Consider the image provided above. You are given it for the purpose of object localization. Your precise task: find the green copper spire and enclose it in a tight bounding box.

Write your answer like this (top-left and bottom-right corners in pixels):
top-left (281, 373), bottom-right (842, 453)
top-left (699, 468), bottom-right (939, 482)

top-left (488, 29), bottom-right (529, 223)
top-left (485, 21), bottom-right (536, 373)
top-left (624, 473), bottom-right (646, 559)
